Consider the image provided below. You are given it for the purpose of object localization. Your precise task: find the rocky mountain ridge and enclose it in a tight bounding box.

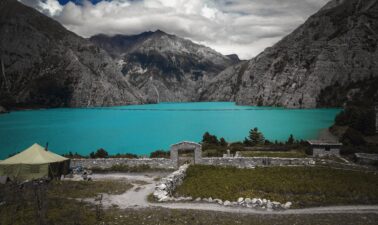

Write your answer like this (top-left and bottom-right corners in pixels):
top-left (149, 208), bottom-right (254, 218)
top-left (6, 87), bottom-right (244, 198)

top-left (90, 31), bottom-right (238, 102)
top-left (0, 0), bottom-right (145, 108)
top-left (202, 0), bottom-right (378, 108)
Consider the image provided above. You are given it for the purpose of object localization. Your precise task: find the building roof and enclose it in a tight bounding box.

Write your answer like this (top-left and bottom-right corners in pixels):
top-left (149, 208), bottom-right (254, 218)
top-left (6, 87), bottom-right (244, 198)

top-left (0, 143), bottom-right (68, 165)
top-left (307, 140), bottom-right (342, 146)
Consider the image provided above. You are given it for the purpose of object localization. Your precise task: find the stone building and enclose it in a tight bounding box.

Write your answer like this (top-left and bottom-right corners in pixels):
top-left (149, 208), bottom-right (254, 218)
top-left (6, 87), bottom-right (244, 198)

top-left (307, 140), bottom-right (342, 157)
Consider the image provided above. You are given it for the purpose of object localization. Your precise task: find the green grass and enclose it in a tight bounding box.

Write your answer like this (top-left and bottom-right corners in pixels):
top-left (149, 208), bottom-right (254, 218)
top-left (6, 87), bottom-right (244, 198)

top-left (48, 180), bottom-right (133, 198)
top-left (174, 165), bottom-right (378, 208)
top-left (0, 179), bottom-right (132, 225)
top-left (240, 150), bottom-right (307, 158)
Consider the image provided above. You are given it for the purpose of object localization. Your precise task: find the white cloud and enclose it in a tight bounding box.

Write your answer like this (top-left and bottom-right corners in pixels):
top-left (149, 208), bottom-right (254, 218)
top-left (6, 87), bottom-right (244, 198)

top-left (19, 0), bottom-right (329, 59)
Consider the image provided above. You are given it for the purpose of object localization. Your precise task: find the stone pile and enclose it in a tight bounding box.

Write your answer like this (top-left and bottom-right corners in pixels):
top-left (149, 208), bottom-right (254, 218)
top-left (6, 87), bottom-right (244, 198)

top-left (198, 197), bottom-right (292, 210)
top-left (153, 164), bottom-right (189, 202)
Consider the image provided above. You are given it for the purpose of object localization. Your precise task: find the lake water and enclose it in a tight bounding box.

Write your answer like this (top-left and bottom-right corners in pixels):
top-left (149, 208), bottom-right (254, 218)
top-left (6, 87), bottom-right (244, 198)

top-left (0, 102), bottom-right (341, 159)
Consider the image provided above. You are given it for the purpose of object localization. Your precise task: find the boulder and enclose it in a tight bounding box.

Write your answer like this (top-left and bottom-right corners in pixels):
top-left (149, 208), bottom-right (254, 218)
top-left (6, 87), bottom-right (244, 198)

top-left (256, 199), bottom-right (263, 206)
top-left (245, 198), bottom-right (252, 204)
top-left (283, 202), bottom-right (292, 209)
top-left (223, 200), bottom-right (231, 206)
top-left (237, 197), bottom-right (244, 203)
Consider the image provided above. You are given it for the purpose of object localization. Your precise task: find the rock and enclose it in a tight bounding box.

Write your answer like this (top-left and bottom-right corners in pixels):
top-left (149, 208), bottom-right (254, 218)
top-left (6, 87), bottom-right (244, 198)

top-left (266, 201), bottom-right (273, 209)
top-left (223, 200), bottom-right (231, 206)
top-left (237, 197), bottom-right (244, 203)
top-left (215, 199), bottom-right (223, 205)
top-left (256, 199), bottom-right (263, 206)
top-left (195, 197), bottom-right (201, 202)
top-left (251, 198), bottom-right (257, 204)
top-left (208, 197), bottom-right (213, 202)
top-left (157, 183), bottom-right (167, 190)
top-left (272, 201), bottom-right (281, 209)
top-left (245, 198), bottom-right (252, 204)
top-left (262, 199), bottom-right (267, 204)
top-left (283, 202), bottom-right (292, 209)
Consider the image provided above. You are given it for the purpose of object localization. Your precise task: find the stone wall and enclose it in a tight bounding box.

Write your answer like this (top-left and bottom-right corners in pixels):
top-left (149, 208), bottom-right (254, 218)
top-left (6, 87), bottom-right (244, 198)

top-left (313, 148), bottom-right (340, 157)
top-left (200, 157), bottom-right (315, 168)
top-left (153, 164), bottom-right (189, 202)
top-left (70, 158), bottom-right (175, 169)
top-left (71, 157), bottom-right (315, 170)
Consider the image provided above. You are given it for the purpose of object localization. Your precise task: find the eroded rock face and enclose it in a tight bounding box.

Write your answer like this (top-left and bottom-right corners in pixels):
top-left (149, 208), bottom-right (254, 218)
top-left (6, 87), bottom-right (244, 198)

top-left (0, 0), bottom-right (145, 108)
top-left (90, 31), bottom-right (237, 103)
top-left (203, 0), bottom-right (378, 108)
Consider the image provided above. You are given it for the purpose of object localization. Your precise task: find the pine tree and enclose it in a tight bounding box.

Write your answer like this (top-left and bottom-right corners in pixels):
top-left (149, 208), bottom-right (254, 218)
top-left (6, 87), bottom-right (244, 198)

top-left (248, 127), bottom-right (265, 145)
top-left (219, 137), bottom-right (227, 147)
top-left (287, 134), bottom-right (295, 145)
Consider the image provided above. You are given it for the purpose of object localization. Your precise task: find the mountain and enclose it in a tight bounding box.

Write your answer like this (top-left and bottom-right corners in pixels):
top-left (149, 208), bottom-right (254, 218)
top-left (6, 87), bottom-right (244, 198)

top-left (90, 31), bottom-right (237, 102)
top-left (0, 0), bottom-right (145, 109)
top-left (202, 0), bottom-right (378, 108)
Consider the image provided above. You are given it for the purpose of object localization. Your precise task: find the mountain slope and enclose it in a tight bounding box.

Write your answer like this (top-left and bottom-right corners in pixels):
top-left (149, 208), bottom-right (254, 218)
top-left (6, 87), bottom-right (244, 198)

top-left (90, 31), bottom-right (237, 102)
top-left (0, 0), bottom-right (145, 108)
top-left (203, 0), bottom-right (378, 108)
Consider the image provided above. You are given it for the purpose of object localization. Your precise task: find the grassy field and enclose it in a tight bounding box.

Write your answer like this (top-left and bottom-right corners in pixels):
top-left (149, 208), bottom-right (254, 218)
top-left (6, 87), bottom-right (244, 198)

top-left (48, 180), bottom-right (132, 198)
top-left (0, 180), bottom-right (132, 225)
top-left (175, 165), bottom-right (378, 208)
top-left (1, 177), bottom-right (378, 225)
top-left (239, 150), bottom-right (307, 158)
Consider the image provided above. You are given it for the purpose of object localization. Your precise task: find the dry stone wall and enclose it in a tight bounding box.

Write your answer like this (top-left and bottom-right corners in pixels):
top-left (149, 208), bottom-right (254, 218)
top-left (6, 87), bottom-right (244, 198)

top-left (71, 157), bottom-right (315, 169)
top-left (201, 157), bottom-right (315, 168)
top-left (70, 158), bottom-right (174, 169)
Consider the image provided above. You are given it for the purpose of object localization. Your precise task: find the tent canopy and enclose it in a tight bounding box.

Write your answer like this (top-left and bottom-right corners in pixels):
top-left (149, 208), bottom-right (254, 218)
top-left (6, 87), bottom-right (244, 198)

top-left (0, 144), bottom-right (69, 181)
top-left (0, 143), bottom-right (68, 165)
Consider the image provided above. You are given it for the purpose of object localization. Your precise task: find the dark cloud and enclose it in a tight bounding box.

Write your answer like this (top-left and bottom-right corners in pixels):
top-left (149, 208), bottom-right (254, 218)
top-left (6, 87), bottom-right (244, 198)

top-left (19, 0), bottom-right (329, 59)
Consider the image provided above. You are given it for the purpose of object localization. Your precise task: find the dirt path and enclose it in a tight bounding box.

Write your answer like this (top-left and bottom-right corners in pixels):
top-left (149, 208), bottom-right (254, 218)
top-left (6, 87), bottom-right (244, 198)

top-left (89, 172), bottom-right (378, 215)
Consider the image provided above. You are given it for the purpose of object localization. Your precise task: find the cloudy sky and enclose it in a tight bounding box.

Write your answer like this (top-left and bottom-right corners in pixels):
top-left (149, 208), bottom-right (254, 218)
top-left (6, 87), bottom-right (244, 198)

top-left (20, 0), bottom-right (329, 59)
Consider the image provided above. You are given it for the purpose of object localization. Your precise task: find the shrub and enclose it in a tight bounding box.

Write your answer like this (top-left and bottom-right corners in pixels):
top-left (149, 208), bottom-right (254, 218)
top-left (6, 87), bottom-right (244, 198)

top-left (90, 148), bottom-right (109, 158)
top-left (202, 132), bottom-right (219, 145)
top-left (150, 150), bottom-right (170, 158)
top-left (109, 153), bottom-right (138, 159)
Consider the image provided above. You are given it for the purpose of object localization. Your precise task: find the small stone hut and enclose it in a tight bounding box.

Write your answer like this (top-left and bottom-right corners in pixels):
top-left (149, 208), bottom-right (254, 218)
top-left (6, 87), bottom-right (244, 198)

top-left (307, 140), bottom-right (342, 157)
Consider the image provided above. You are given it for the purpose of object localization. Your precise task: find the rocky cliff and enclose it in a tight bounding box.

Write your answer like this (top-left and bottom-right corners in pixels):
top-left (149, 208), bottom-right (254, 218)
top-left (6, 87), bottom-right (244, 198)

top-left (90, 31), bottom-right (237, 103)
top-left (202, 0), bottom-right (378, 108)
top-left (0, 0), bottom-right (145, 108)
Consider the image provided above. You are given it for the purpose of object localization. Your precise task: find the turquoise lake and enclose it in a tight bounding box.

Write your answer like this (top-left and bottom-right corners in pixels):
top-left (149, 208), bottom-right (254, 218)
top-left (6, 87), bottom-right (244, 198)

top-left (0, 102), bottom-right (341, 159)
